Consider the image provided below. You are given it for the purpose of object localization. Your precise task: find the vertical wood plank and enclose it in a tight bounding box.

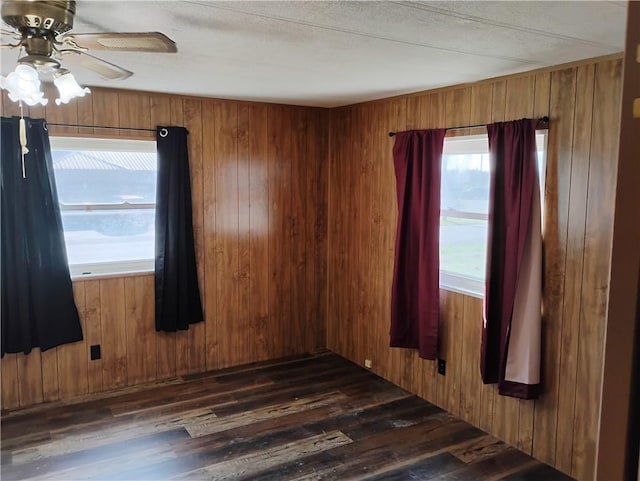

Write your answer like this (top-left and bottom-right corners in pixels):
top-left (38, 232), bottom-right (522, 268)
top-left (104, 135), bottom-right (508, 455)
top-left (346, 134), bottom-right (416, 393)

top-left (57, 282), bottom-right (88, 399)
top-left (41, 344), bottom-right (60, 403)
top-left (348, 105), bottom-right (363, 369)
top-left (27, 97), bottom-right (46, 120)
top-left (248, 104), bottom-right (270, 361)
top-left (84, 280), bottom-right (103, 393)
top-left (125, 276), bottom-right (157, 385)
top-left (290, 107), bottom-right (307, 355)
top-left (16, 352), bottom-right (43, 407)
top-left (75, 87), bottom-right (94, 134)
top-left (155, 333), bottom-right (176, 380)
top-left (91, 90), bottom-right (119, 137)
top-left (118, 92), bottom-right (152, 138)
top-left (533, 72), bottom-right (551, 119)
top-left (215, 102), bottom-right (240, 368)
top-left (445, 87), bottom-right (471, 130)
top-left (326, 107), bottom-right (350, 356)
top-left (368, 101), bottom-right (391, 387)
top-left (184, 98), bottom-right (206, 374)
top-left (366, 101), bottom-right (381, 374)
top-left (469, 84), bottom-right (493, 126)
top-left (405, 96), bottom-right (421, 129)
top-left (436, 290), bottom-right (463, 415)
top-left (1, 90), bottom-right (22, 117)
top-left (267, 105), bottom-right (292, 360)
top-left (236, 103), bottom-right (252, 365)
top-left (150, 95), bottom-right (172, 129)
top-left (305, 108), bottom-right (328, 353)
top-left (202, 99), bottom-right (218, 371)
top-left (460, 295), bottom-right (484, 426)
top-left (1, 355), bottom-right (20, 410)
top-left (100, 278), bottom-right (127, 390)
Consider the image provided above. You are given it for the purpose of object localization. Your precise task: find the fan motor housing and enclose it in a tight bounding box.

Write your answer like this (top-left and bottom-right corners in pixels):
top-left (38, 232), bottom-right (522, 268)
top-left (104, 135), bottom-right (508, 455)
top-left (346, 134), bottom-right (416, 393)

top-left (1, 0), bottom-right (75, 35)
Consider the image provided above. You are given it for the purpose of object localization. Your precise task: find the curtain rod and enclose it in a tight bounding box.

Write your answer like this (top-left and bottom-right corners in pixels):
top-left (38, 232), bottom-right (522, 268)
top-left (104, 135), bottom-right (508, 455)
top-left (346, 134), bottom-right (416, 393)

top-left (46, 122), bottom-right (157, 133)
top-left (388, 116), bottom-right (549, 137)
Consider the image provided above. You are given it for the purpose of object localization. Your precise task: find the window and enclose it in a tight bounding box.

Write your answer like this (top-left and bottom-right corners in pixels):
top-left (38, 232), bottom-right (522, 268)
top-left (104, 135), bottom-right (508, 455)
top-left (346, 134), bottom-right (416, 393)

top-left (50, 137), bottom-right (157, 278)
top-left (439, 132), bottom-right (547, 296)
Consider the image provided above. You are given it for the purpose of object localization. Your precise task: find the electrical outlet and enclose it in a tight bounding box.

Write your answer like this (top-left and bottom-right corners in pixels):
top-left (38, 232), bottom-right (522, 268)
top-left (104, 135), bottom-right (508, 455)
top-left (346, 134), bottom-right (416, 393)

top-left (437, 358), bottom-right (446, 376)
top-left (364, 359), bottom-right (372, 369)
top-left (90, 344), bottom-right (101, 360)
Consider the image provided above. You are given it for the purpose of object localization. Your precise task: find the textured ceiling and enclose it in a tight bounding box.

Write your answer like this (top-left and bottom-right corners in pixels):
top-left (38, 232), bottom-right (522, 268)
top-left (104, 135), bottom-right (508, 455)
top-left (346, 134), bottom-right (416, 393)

top-left (1, 1), bottom-right (628, 107)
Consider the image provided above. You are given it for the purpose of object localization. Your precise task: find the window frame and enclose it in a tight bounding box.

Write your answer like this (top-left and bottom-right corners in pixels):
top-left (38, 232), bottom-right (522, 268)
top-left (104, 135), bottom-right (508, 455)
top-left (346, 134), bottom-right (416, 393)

top-left (439, 131), bottom-right (547, 298)
top-left (49, 136), bottom-right (158, 280)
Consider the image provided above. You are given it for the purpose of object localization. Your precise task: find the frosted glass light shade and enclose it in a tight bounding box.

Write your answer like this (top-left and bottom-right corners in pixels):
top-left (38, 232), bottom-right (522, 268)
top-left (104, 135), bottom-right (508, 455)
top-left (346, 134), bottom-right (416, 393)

top-left (54, 71), bottom-right (91, 105)
top-left (0, 64), bottom-right (48, 106)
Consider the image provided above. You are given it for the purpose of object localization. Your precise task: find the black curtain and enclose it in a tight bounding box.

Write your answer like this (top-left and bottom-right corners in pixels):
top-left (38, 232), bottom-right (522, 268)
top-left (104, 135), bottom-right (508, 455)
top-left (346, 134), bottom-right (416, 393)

top-left (155, 126), bottom-right (203, 331)
top-left (1, 116), bottom-right (83, 356)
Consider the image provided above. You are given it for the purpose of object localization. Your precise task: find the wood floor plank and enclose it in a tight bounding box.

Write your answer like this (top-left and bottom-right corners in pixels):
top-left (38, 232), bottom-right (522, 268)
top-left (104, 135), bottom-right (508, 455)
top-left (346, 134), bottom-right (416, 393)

top-left (176, 431), bottom-right (352, 481)
top-left (1, 353), bottom-right (571, 481)
top-left (2, 429), bottom-right (191, 481)
top-left (363, 453), bottom-right (466, 481)
top-left (186, 391), bottom-right (347, 438)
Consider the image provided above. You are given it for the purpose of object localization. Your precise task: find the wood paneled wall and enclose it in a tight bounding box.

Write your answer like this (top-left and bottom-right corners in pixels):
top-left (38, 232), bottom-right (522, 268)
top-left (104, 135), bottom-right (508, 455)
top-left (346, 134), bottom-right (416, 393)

top-left (327, 56), bottom-right (622, 480)
top-left (1, 87), bottom-right (328, 410)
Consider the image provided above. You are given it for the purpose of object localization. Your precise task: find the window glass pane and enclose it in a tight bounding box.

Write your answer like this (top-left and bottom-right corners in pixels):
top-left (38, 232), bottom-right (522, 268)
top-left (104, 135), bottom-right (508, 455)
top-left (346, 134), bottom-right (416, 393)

top-left (441, 152), bottom-right (490, 214)
top-left (440, 217), bottom-right (488, 280)
top-left (439, 132), bottom-right (547, 296)
top-left (60, 209), bottom-right (155, 265)
top-left (50, 137), bottom-right (157, 276)
top-left (52, 150), bottom-right (157, 204)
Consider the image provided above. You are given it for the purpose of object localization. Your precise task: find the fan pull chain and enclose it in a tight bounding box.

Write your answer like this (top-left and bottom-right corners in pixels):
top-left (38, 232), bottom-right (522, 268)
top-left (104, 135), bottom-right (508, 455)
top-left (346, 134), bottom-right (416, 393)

top-left (18, 101), bottom-right (29, 179)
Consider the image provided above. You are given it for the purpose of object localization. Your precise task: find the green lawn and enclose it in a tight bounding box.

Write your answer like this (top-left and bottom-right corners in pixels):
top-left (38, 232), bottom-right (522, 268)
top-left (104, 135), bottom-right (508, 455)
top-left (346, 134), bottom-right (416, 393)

top-left (440, 216), bottom-right (486, 280)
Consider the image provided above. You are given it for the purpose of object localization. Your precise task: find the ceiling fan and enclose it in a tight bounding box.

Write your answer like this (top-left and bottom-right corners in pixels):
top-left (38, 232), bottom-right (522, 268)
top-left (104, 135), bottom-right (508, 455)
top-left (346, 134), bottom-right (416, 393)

top-left (0, 0), bottom-right (177, 105)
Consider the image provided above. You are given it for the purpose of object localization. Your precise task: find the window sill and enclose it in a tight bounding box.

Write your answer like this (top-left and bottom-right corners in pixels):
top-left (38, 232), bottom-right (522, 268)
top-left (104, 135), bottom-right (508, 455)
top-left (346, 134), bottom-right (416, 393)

top-left (439, 283), bottom-right (484, 299)
top-left (71, 269), bottom-right (154, 282)
top-left (439, 271), bottom-right (484, 299)
top-left (69, 260), bottom-right (154, 281)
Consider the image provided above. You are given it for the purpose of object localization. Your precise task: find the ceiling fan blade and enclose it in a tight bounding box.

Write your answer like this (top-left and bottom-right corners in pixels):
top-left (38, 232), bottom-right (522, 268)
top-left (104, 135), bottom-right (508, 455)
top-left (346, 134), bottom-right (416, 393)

top-left (61, 32), bottom-right (177, 53)
top-left (60, 50), bottom-right (133, 80)
top-left (1, 28), bottom-right (21, 42)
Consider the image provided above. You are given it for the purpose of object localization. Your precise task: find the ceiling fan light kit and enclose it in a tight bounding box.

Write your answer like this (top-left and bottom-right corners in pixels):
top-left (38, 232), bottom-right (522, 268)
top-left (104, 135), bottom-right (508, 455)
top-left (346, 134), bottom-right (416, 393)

top-left (0, 0), bottom-right (177, 106)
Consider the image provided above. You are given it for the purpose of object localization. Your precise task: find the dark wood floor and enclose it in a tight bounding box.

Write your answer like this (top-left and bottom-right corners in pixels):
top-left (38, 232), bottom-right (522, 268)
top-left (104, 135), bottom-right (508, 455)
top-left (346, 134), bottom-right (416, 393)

top-left (1, 352), bottom-right (573, 481)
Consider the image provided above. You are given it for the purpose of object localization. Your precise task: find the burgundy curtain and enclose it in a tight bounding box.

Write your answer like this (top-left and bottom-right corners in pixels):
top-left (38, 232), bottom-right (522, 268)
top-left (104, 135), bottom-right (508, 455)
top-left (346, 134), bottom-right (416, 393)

top-left (390, 129), bottom-right (446, 360)
top-left (481, 118), bottom-right (542, 399)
